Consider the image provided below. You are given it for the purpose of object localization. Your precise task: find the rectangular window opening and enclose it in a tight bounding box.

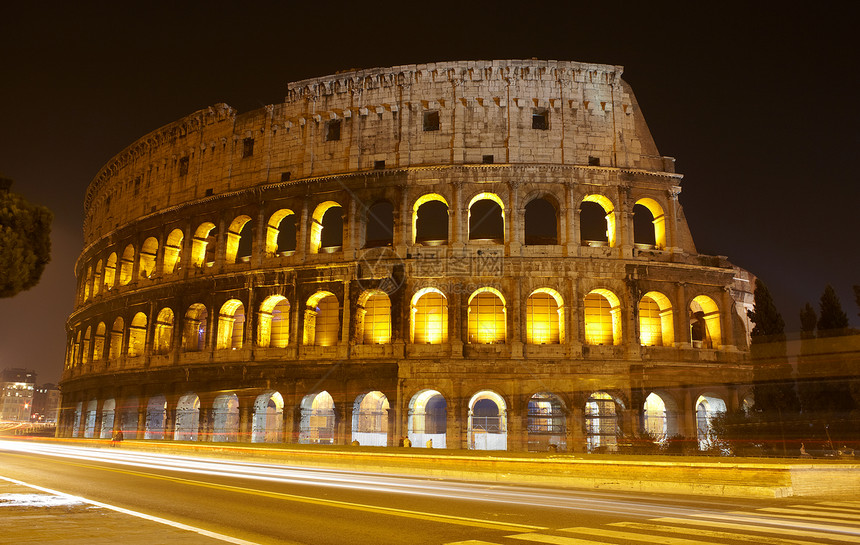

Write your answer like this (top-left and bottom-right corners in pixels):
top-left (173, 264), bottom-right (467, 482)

top-left (179, 157), bottom-right (189, 176)
top-left (423, 110), bottom-right (440, 131)
top-left (280, 171), bottom-right (291, 182)
top-left (532, 108), bottom-right (549, 130)
top-left (374, 160), bottom-right (386, 170)
top-left (325, 120), bottom-right (341, 142)
top-left (482, 155), bottom-right (494, 164)
top-left (588, 156), bottom-right (600, 166)
top-left (242, 137), bottom-right (255, 158)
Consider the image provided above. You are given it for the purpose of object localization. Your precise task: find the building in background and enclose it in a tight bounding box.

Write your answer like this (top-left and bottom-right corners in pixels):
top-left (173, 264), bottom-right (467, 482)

top-left (31, 383), bottom-right (61, 423)
top-left (1, 368), bottom-right (36, 422)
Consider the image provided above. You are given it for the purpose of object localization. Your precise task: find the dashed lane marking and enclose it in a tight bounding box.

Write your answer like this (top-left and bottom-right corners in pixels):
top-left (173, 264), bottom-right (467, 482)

top-left (560, 526), bottom-right (721, 544)
top-left (610, 521), bottom-right (825, 545)
top-left (505, 533), bottom-right (610, 544)
top-left (652, 516), bottom-right (860, 543)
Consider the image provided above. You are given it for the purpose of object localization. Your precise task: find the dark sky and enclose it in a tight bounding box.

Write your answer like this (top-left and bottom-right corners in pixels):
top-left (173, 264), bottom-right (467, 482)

top-left (1, 3), bottom-right (857, 384)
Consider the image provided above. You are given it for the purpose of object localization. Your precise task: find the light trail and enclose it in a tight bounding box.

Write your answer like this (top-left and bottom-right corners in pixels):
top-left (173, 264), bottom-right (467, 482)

top-left (2, 439), bottom-right (858, 538)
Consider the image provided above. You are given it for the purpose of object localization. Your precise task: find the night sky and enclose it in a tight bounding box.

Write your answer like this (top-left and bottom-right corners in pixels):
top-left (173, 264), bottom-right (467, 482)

top-left (1, 3), bottom-right (857, 384)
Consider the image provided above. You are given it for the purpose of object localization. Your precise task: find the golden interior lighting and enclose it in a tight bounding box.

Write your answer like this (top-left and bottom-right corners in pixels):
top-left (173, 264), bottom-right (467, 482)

top-left (217, 299), bottom-right (244, 350)
top-left (127, 312), bottom-right (148, 357)
top-left (581, 194), bottom-right (616, 247)
top-left (690, 295), bottom-right (721, 348)
top-left (139, 237), bottom-right (158, 278)
top-left (526, 289), bottom-right (563, 344)
top-left (163, 229), bottom-right (184, 274)
top-left (584, 290), bottom-right (620, 345)
top-left (361, 292), bottom-right (391, 344)
top-left (225, 216), bottom-right (251, 264)
top-left (468, 288), bottom-right (506, 344)
top-left (635, 198), bottom-right (666, 250)
top-left (412, 193), bottom-right (449, 244)
top-left (309, 201), bottom-right (341, 254)
top-left (411, 288), bottom-right (448, 344)
top-left (119, 245), bottom-right (135, 285)
top-left (266, 209), bottom-right (295, 255)
top-left (191, 222), bottom-right (216, 267)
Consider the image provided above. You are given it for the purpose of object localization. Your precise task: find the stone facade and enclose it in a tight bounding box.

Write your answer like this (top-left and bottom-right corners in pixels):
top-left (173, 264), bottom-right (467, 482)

top-left (60, 60), bottom-right (755, 451)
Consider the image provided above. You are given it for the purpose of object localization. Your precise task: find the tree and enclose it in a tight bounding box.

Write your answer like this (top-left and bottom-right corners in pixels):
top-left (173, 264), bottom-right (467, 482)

top-left (799, 303), bottom-right (817, 339)
top-left (817, 284), bottom-right (849, 336)
top-left (747, 279), bottom-right (786, 345)
top-left (0, 177), bottom-right (52, 298)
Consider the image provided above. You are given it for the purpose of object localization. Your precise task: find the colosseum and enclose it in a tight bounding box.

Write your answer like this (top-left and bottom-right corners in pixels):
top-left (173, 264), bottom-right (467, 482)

top-left (60, 59), bottom-right (756, 452)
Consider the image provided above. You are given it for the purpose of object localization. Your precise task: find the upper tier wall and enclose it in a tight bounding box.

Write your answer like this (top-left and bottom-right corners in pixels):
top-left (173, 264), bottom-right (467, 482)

top-left (83, 60), bottom-right (670, 244)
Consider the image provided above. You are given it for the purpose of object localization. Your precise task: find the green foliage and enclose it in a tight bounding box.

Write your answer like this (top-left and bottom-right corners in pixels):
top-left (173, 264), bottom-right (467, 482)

top-left (0, 181), bottom-right (53, 298)
top-left (817, 284), bottom-right (849, 335)
top-left (747, 279), bottom-right (786, 344)
top-left (799, 303), bottom-right (817, 338)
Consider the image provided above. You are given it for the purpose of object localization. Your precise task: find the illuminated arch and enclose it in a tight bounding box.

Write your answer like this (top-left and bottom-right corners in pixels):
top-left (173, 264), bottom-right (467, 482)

top-left (104, 252), bottom-right (117, 290)
top-left (139, 237), bottom-right (158, 278)
top-left (468, 192), bottom-right (505, 242)
top-left (212, 393), bottom-right (239, 442)
top-left (217, 299), bottom-right (245, 350)
top-left (225, 215), bottom-right (252, 264)
top-left (690, 295), bottom-right (721, 349)
top-left (303, 291), bottom-right (339, 346)
top-left (93, 259), bottom-right (103, 297)
top-left (580, 194), bottom-right (616, 247)
top-left (258, 295), bottom-right (290, 348)
top-left (128, 312), bottom-right (148, 357)
top-left (527, 392), bottom-right (567, 451)
top-left (408, 389), bottom-right (447, 448)
top-left (352, 391), bottom-right (390, 446)
top-left (357, 290), bottom-right (391, 344)
top-left (639, 291), bottom-right (674, 347)
top-left (696, 393), bottom-right (727, 449)
top-left (119, 244), bottom-right (135, 285)
top-left (252, 391), bottom-right (284, 443)
top-left (82, 326), bottom-right (92, 364)
top-left (526, 288), bottom-right (564, 344)
top-left (643, 391), bottom-right (680, 441)
top-left (468, 287), bottom-right (506, 344)
top-left (468, 390), bottom-right (507, 450)
top-left (299, 391), bottom-right (335, 444)
top-left (182, 303), bottom-right (208, 351)
top-left (191, 222), bottom-right (216, 268)
top-left (144, 394), bottom-right (167, 440)
top-left (266, 209), bottom-right (296, 256)
top-left (99, 398), bottom-right (116, 439)
top-left (154, 307), bottom-right (174, 354)
top-left (309, 201), bottom-right (343, 254)
top-left (174, 393), bottom-right (200, 441)
top-left (634, 198), bottom-right (666, 249)
top-left (584, 289), bottom-right (621, 345)
top-left (410, 288), bottom-right (448, 344)
top-left (83, 399), bottom-right (97, 438)
top-left (83, 266), bottom-right (92, 301)
top-left (585, 391), bottom-right (621, 452)
top-left (163, 229), bottom-right (184, 274)
top-left (93, 322), bottom-right (106, 361)
top-left (109, 317), bottom-right (124, 361)
top-left (412, 193), bottom-right (449, 245)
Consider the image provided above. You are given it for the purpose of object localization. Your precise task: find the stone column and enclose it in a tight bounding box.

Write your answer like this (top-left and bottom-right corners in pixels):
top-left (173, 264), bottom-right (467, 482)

top-left (510, 278), bottom-right (524, 358)
top-left (296, 202), bottom-right (309, 262)
top-left (137, 406), bottom-right (147, 440)
top-left (566, 184), bottom-right (580, 257)
top-left (450, 181), bottom-right (465, 250)
top-left (675, 282), bottom-right (689, 348)
top-left (394, 184), bottom-right (409, 255)
top-left (252, 208), bottom-right (266, 267)
top-left (618, 185), bottom-right (634, 259)
top-left (91, 399), bottom-right (104, 440)
top-left (666, 186), bottom-right (682, 252)
top-left (720, 288), bottom-right (736, 349)
top-left (568, 403), bottom-right (585, 453)
top-left (238, 405), bottom-right (253, 443)
top-left (214, 216), bottom-right (227, 270)
top-left (507, 180), bottom-right (521, 255)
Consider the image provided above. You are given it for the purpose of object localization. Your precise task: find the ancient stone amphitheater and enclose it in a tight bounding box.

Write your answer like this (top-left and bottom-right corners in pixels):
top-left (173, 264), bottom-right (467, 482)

top-left (60, 59), bottom-right (755, 452)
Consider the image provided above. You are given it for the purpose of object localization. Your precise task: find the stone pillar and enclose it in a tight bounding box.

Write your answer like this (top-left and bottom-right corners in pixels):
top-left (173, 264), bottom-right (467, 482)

top-left (214, 216), bottom-right (227, 270)
top-left (618, 185), bottom-right (634, 259)
top-left (720, 288), bottom-right (736, 349)
top-left (507, 180), bottom-right (521, 255)
top-left (675, 282), bottom-right (689, 348)
top-left (666, 186), bottom-right (682, 252)
top-left (395, 184), bottom-right (409, 255)
top-left (296, 202), bottom-right (309, 262)
top-left (450, 288), bottom-right (464, 358)
top-left (510, 278), bottom-right (524, 358)
top-left (283, 404), bottom-right (297, 444)
top-left (343, 198), bottom-right (356, 256)
top-left (450, 181), bottom-right (465, 249)
top-left (681, 389), bottom-right (696, 439)
top-left (506, 395), bottom-right (526, 452)
top-left (137, 406), bottom-right (147, 440)
top-left (252, 208), bottom-right (266, 267)
top-left (91, 399), bottom-right (104, 440)
top-left (238, 405), bottom-right (253, 443)
top-left (568, 403), bottom-right (585, 453)
top-left (165, 406), bottom-right (177, 441)
top-left (566, 184), bottom-right (580, 256)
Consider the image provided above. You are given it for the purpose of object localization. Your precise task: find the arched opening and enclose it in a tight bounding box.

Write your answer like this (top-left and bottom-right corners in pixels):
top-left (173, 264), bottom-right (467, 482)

top-left (212, 393), bottom-right (239, 442)
top-left (468, 391), bottom-right (507, 450)
top-left (93, 260), bottom-right (103, 297)
top-left (174, 393), bottom-right (200, 441)
top-left (109, 317), bottom-right (124, 361)
top-left (643, 392), bottom-right (679, 442)
top-left (163, 229), bottom-right (184, 274)
top-left (119, 244), bottom-right (135, 285)
top-left (72, 331), bottom-right (81, 367)
top-left (266, 209), bottom-right (296, 256)
top-left (357, 290), bottom-right (391, 344)
top-left (408, 390), bottom-right (447, 448)
top-left (154, 308), bottom-right (174, 354)
top-left (584, 289), bottom-right (621, 346)
top-left (72, 401), bottom-right (82, 437)
top-left (352, 391), bottom-right (389, 446)
top-left (119, 397), bottom-right (139, 439)
top-left (580, 195), bottom-right (616, 247)
top-left (585, 392), bottom-right (620, 452)
top-left (303, 292), bottom-right (339, 346)
top-left (468, 193), bottom-right (504, 243)
top-left (99, 399), bottom-right (116, 439)
top-left (410, 288), bottom-right (448, 344)
top-left (191, 222), bottom-right (216, 268)
top-left (84, 266), bottom-right (92, 301)
top-left (310, 201), bottom-right (343, 254)
top-left (93, 322), bottom-right (106, 361)
top-left (252, 391), bottom-right (284, 443)
top-left (690, 295), bottom-right (721, 349)
top-left (299, 391), bottom-right (335, 444)
top-left (467, 287), bottom-right (506, 344)
top-left (182, 304), bottom-right (208, 352)
top-left (127, 312), bottom-right (147, 357)
top-left (139, 237), bottom-right (158, 278)
top-left (526, 289), bottom-right (564, 344)
top-left (144, 395), bottom-right (167, 440)
top-left (524, 197), bottom-right (558, 245)
top-left (364, 201), bottom-right (394, 248)
top-left (226, 215), bottom-right (252, 264)
top-left (258, 295), bottom-right (290, 348)
top-left (83, 399), bottom-right (97, 438)
top-left (696, 394), bottom-right (727, 449)
top-left (82, 327), bottom-right (92, 364)
top-left (217, 299), bottom-right (245, 350)
top-left (527, 392), bottom-right (566, 452)
top-left (639, 291), bottom-right (674, 347)
top-left (413, 194), bottom-right (449, 245)
top-left (104, 252), bottom-right (117, 290)
top-left (634, 198), bottom-right (666, 249)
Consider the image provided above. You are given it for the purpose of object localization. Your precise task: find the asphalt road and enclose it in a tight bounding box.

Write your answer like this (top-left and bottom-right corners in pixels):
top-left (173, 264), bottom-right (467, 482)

top-left (1, 441), bottom-right (859, 545)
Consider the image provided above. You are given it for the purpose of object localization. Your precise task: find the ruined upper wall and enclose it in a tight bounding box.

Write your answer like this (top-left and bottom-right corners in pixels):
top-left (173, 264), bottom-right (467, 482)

top-left (83, 59), bottom-right (672, 244)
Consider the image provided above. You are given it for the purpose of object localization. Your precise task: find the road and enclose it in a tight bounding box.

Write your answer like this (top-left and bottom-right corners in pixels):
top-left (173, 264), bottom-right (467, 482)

top-left (1, 440), bottom-right (859, 544)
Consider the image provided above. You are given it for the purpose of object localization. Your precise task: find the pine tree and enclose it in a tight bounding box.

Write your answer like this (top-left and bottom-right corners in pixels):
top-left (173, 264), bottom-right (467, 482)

top-left (0, 177), bottom-right (53, 298)
top-left (799, 303), bottom-right (817, 339)
top-left (817, 284), bottom-right (849, 336)
top-left (747, 279), bottom-right (786, 345)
